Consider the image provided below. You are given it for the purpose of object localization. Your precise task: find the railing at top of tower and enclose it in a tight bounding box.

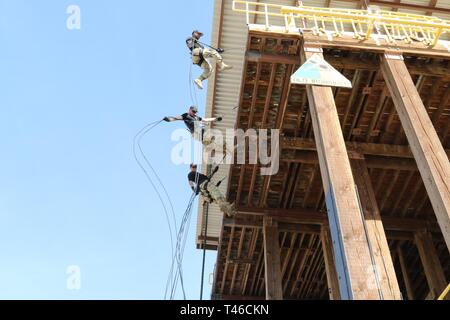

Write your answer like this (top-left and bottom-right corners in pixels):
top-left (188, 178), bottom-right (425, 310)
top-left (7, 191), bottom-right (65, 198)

top-left (232, 0), bottom-right (450, 47)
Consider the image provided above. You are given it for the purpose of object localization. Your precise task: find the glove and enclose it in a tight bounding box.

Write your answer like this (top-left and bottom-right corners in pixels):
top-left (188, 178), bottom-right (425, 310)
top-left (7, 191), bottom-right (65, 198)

top-left (216, 116), bottom-right (223, 122)
top-left (163, 117), bottom-right (171, 122)
top-left (217, 48), bottom-right (225, 53)
top-left (191, 186), bottom-right (200, 195)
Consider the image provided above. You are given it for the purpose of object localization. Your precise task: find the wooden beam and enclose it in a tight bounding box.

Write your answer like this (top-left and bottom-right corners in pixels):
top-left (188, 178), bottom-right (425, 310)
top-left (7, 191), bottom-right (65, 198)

top-left (248, 63), bottom-right (278, 206)
top-left (236, 61), bottom-right (263, 205)
top-left (381, 53), bottom-right (450, 251)
top-left (216, 294), bottom-right (265, 300)
top-left (282, 137), bottom-right (450, 159)
top-left (432, 86), bottom-right (450, 125)
top-left (359, 0), bottom-right (450, 14)
top-left (397, 245), bottom-right (415, 300)
top-left (220, 227), bottom-right (235, 294)
top-left (351, 159), bottom-right (402, 300)
top-left (282, 151), bottom-right (420, 171)
top-left (234, 206), bottom-right (439, 232)
top-left (248, 29), bottom-right (450, 59)
top-left (346, 70), bottom-right (377, 140)
top-left (236, 207), bottom-right (326, 225)
top-left (246, 51), bottom-right (301, 65)
top-left (302, 45), bottom-right (381, 300)
top-left (426, 0), bottom-right (438, 16)
top-left (415, 231), bottom-right (448, 299)
top-left (281, 233), bottom-right (297, 281)
top-left (321, 227), bottom-right (341, 300)
top-left (241, 228), bottom-right (259, 295)
top-left (364, 156), bottom-right (418, 171)
top-left (247, 50), bottom-right (450, 78)
top-left (259, 64), bottom-right (293, 207)
top-left (225, 214), bottom-right (436, 236)
top-left (225, 216), bottom-right (322, 234)
top-left (249, 248), bottom-right (264, 295)
top-left (289, 235), bottom-right (316, 297)
top-left (366, 86), bottom-right (388, 141)
top-left (386, 231), bottom-right (415, 241)
top-left (263, 217), bottom-right (283, 300)
top-left (283, 234), bottom-right (303, 295)
top-left (229, 228), bottom-right (246, 295)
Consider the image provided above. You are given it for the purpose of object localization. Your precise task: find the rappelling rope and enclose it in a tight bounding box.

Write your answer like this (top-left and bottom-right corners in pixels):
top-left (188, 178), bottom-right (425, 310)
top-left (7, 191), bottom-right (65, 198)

top-left (168, 187), bottom-right (198, 299)
top-left (168, 193), bottom-right (195, 299)
top-left (133, 120), bottom-right (176, 261)
top-left (133, 119), bottom-right (189, 300)
top-left (167, 164), bottom-right (203, 299)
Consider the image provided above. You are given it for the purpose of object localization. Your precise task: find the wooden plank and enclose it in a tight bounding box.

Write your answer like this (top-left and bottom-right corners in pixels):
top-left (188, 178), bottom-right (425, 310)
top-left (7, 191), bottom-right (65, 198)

top-left (386, 231), bottom-right (415, 241)
top-left (357, 0), bottom-right (450, 14)
top-left (283, 234), bottom-right (304, 295)
top-left (236, 62), bottom-right (263, 205)
top-left (218, 294), bottom-right (265, 300)
top-left (281, 233), bottom-right (297, 279)
top-left (233, 207), bottom-right (439, 231)
top-left (426, 0), bottom-right (438, 16)
top-left (220, 227), bottom-right (235, 294)
top-left (346, 71), bottom-right (378, 140)
top-left (432, 86), bottom-right (450, 128)
top-left (367, 88), bottom-right (389, 141)
top-left (223, 217), bottom-right (431, 239)
top-left (415, 231), bottom-right (448, 299)
top-left (281, 137), bottom-right (450, 159)
top-left (298, 239), bottom-right (323, 298)
top-left (379, 171), bottom-right (401, 211)
top-left (263, 217), bottom-right (283, 300)
top-left (248, 29), bottom-right (450, 59)
top-left (381, 53), bottom-right (450, 251)
top-left (211, 222), bottom-right (227, 294)
top-left (249, 248), bottom-right (264, 295)
top-left (321, 227), bottom-right (341, 300)
top-left (289, 235), bottom-right (316, 297)
top-left (351, 159), bottom-right (402, 300)
top-left (397, 245), bottom-right (415, 300)
top-left (230, 228), bottom-right (246, 295)
top-left (391, 172), bottom-right (416, 214)
top-left (342, 70), bottom-right (363, 130)
top-left (259, 65), bottom-right (293, 207)
top-left (302, 45), bottom-right (381, 300)
top-left (236, 207), bottom-right (326, 225)
top-left (241, 228), bottom-right (259, 295)
top-left (248, 63), bottom-right (278, 206)
top-left (246, 50), bottom-right (450, 78)
top-left (282, 151), bottom-right (420, 171)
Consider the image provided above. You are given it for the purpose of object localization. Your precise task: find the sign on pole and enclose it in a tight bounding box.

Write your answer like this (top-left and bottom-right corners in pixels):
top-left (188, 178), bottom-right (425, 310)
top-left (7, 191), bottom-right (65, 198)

top-left (291, 54), bottom-right (352, 88)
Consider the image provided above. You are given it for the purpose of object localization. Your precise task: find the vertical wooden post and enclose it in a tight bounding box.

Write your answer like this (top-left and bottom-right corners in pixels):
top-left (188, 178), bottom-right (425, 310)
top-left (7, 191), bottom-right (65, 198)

top-left (415, 231), bottom-right (447, 299)
top-left (397, 245), bottom-right (415, 300)
top-left (381, 53), bottom-right (450, 251)
top-left (321, 226), bottom-right (341, 300)
top-left (351, 158), bottom-right (402, 300)
top-left (301, 44), bottom-right (381, 300)
top-left (263, 216), bottom-right (283, 300)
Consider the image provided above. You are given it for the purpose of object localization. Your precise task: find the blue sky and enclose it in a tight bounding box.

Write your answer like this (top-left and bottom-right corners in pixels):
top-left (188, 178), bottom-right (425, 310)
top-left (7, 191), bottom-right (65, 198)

top-left (0, 0), bottom-right (216, 299)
